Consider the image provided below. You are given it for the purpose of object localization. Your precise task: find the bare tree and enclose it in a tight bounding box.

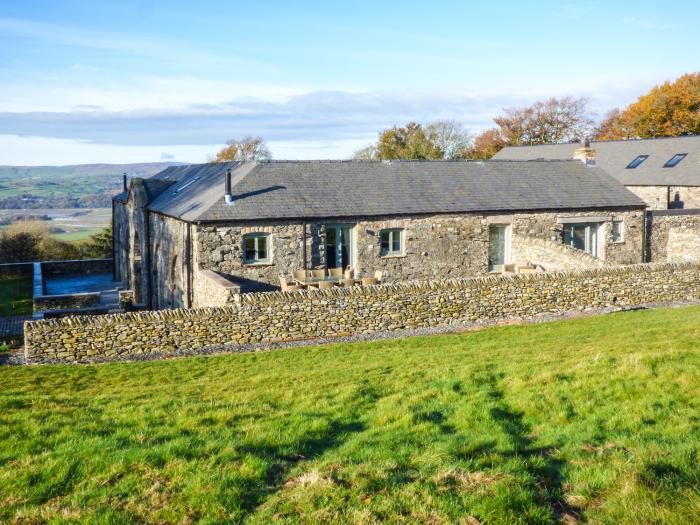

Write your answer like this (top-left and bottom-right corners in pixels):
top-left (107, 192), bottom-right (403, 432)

top-left (213, 136), bottom-right (272, 162)
top-left (425, 120), bottom-right (473, 159)
top-left (495, 96), bottom-right (594, 145)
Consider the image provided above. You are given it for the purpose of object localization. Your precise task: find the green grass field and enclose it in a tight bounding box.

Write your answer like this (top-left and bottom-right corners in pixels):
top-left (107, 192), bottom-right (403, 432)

top-left (51, 226), bottom-right (104, 243)
top-left (1, 306), bottom-right (699, 524)
top-left (0, 278), bottom-right (33, 316)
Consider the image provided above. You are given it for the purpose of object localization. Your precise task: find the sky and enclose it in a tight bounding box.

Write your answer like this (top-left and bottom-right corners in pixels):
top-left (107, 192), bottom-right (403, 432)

top-left (0, 0), bottom-right (698, 166)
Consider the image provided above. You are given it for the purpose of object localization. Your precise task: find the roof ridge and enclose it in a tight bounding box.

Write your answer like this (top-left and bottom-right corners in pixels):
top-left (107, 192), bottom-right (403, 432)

top-left (503, 134), bottom-right (700, 148)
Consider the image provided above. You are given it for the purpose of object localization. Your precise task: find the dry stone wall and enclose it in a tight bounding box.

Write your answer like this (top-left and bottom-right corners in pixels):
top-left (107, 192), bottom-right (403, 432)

top-left (511, 235), bottom-right (608, 271)
top-left (24, 262), bottom-right (700, 363)
top-left (33, 292), bottom-right (101, 312)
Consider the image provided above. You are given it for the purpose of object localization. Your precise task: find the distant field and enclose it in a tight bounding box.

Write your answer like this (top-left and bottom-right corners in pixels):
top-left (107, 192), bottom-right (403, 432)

top-left (1, 306), bottom-right (699, 523)
top-left (0, 208), bottom-right (110, 242)
top-left (0, 161), bottom-right (181, 208)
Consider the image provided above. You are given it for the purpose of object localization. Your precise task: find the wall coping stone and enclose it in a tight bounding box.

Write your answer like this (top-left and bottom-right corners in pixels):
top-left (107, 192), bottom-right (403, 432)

top-left (199, 269), bottom-right (241, 290)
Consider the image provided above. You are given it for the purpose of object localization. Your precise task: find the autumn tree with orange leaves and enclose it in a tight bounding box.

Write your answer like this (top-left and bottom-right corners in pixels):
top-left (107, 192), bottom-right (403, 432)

top-left (594, 72), bottom-right (700, 140)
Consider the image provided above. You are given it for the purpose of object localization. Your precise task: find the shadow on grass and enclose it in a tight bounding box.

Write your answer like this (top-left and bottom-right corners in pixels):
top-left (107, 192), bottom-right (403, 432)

top-left (232, 382), bottom-right (379, 515)
top-left (476, 367), bottom-right (584, 523)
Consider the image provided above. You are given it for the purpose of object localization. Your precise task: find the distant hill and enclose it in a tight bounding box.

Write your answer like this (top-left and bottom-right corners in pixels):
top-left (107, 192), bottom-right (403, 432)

top-left (0, 162), bottom-right (187, 209)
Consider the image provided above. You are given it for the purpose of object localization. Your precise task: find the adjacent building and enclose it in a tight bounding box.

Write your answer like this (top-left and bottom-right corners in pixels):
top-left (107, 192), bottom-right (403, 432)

top-left (494, 135), bottom-right (700, 210)
top-left (113, 159), bottom-right (646, 309)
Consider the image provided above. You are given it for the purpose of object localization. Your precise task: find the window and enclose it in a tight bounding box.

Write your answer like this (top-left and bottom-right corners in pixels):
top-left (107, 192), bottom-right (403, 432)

top-left (626, 155), bottom-right (648, 169)
top-left (611, 220), bottom-right (624, 243)
top-left (243, 233), bottom-right (270, 263)
top-left (380, 228), bottom-right (403, 256)
top-left (563, 223), bottom-right (600, 258)
top-left (664, 153), bottom-right (687, 168)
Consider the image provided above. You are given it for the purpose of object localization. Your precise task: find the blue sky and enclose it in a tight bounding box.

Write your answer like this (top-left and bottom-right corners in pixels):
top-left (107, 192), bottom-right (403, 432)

top-left (1, 0), bottom-right (698, 165)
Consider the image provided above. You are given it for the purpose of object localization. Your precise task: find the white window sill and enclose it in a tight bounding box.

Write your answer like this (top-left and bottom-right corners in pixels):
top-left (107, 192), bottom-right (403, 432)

top-left (243, 261), bottom-right (273, 267)
top-left (379, 253), bottom-right (406, 259)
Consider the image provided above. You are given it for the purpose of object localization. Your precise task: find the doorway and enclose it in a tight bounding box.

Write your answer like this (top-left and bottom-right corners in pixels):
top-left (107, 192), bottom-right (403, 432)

top-left (325, 225), bottom-right (354, 270)
top-left (488, 224), bottom-right (510, 272)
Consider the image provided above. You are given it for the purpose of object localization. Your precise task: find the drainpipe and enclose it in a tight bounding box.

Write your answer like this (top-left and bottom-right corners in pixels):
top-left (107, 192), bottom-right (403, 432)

top-left (667, 186), bottom-right (671, 209)
top-left (302, 219), bottom-right (307, 271)
top-left (145, 209), bottom-right (152, 310)
top-left (111, 199), bottom-right (117, 282)
top-left (185, 223), bottom-right (193, 308)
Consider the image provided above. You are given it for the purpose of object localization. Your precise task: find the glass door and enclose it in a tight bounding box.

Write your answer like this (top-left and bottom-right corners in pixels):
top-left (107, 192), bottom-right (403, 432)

top-left (325, 225), bottom-right (353, 269)
top-left (564, 223), bottom-right (599, 257)
top-left (488, 224), bottom-right (509, 272)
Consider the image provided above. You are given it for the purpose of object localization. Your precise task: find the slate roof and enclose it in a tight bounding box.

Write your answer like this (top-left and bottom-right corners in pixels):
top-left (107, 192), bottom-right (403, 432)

top-left (112, 165), bottom-right (190, 202)
top-left (142, 159), bottom-right (644, 223)
top-left (493, 135), bottom-right (700, 186)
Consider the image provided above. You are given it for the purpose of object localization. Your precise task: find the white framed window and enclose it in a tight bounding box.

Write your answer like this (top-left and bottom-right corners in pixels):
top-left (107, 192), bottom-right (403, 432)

top-left (611, 220), bottom-right (624, 243)
top-left (380, 228), bottom-right (403, 256)
top-left (243, 233), bottom-right (270, 264)
top-left (563, 223), bottom-right (600, 258)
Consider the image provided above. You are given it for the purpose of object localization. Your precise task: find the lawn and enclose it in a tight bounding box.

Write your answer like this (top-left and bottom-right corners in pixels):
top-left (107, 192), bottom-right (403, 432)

top-left (0, 278), bottom-right (33, 316)
top-left (1, 306), bottom-right (699, 524)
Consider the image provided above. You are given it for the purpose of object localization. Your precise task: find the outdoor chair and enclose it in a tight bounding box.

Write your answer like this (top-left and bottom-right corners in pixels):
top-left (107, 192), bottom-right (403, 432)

top-left (279, 276), bottom-right (301, 292)
top-left (374, 270), bottom-right (383, 283)
top-left (293, 269), bottom-right (309, 281)
top-left (311, 268), bottom-right (326, 278)
top-left (344, 267), bottom-right (354, 279)
top-left (361, 277), bottom-right (378, 286)
top-left (328, 267), bottom-right (343, 277)
top-left (318, 280), bottom-right (335, 289)
top-left (341, 278), bottom-right (356, 287)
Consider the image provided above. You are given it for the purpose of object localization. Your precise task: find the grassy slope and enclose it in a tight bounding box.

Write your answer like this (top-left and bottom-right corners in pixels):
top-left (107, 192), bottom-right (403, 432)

top-left (0, 278), bottom-right (33, 316)
top-left (1, 307), bottom-right (699, 524)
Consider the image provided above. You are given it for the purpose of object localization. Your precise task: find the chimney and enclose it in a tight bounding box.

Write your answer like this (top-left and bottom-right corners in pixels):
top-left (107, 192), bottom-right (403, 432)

top-left (572, 137), bottom-right (596, 166)
top-left (224, 169), bottom-right (234, 204)
top-left (122, 173), bottom-right (128, 192)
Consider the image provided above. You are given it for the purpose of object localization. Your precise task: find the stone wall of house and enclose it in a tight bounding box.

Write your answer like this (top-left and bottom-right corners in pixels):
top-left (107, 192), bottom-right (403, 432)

top-left (627, 185), bottom-right (700, 210)
top-left (511, 235), bottom-right (608, 271)
top-left (511, 210), bottom-right (644, 265)
top-left (33, 292), bottom-right (101, 312)
top-left (646, 210), bottom-right (700, 263)
top-left (24, 261), bottom-right (699, 363)
top-left (193, 209), bottom-right (644, 297)
top-left (149, 214), bottom-right (190, 309)
top-left (0, 262), bottom-right (33, 281)
top-left (113, 200), bottom-right (129, 284)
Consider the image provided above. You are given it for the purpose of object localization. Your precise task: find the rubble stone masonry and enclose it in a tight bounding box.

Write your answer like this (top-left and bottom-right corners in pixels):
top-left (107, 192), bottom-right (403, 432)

top-left (24, 262), bottom-right (700, 363)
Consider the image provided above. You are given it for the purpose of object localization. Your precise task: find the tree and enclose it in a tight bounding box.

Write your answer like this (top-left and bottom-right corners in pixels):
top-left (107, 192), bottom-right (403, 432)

top-left (376, 122), bottom-right (444, 160)
top-left (593, 72), bottom-right (700, 140)
top-left (494, 96), bottom-right (593, 146)
top-left (425, 120), bottom-right (472, 159)
top-left (80, 224), bottom-right (113, 259)
top-left (593, 108), bottom-right (631, 141)
top-left (461, 128), bottom-right (508, 160)
top-left (352, 144), bottom-right (378, 160)
top-left (213, 136), bottom-right (272, 162)
top-left (354, 120), bottom-right (471, 161)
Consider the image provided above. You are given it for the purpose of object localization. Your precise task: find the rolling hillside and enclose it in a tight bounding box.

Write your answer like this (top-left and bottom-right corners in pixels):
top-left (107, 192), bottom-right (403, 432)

top-left (0, 162), bottom-right (186, 209)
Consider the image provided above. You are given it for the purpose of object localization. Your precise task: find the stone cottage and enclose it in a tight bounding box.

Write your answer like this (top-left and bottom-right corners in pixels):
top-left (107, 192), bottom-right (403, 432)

top-left (113, 159), bottom-right (646, 309)
top-left (494, 135), bottom-right (700, 210)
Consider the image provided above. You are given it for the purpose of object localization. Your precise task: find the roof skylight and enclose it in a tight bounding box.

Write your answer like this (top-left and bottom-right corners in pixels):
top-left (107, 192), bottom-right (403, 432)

top-left (664, 154), bottom-right (687, 168)
top-left (626, 155), bottom-right (649, 169)
top-left (172, 176), bottom-right (200, 195)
